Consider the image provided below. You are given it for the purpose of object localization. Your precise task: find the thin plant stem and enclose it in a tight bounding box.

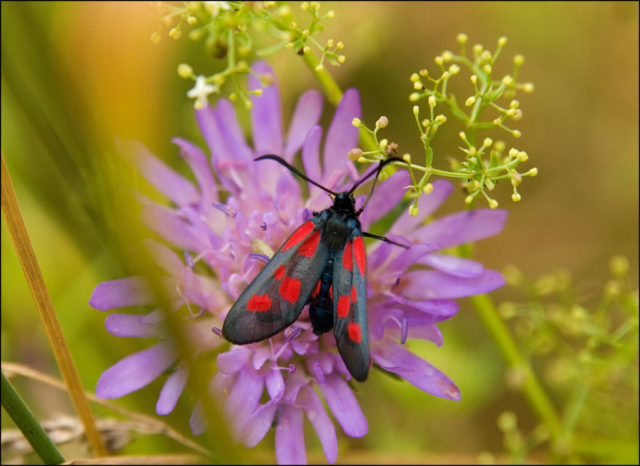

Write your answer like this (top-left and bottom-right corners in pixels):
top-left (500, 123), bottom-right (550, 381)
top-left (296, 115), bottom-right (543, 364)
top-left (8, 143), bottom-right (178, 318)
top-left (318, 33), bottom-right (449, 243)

top-left (1, 155), bottom-right (107, 457)
top-left (470, 294), bottom-right (566, 448)
top-left (1, 362), bottom-right (213, 458)
top-left (1, 371), bottom-right (66, 464)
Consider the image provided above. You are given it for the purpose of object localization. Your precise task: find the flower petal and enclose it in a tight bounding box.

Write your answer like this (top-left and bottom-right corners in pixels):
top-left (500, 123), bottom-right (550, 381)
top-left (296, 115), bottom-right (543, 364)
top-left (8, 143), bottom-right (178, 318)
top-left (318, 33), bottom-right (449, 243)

top-left (297, 386), bottom-right (338, 464)
top-left (89, 277), bottom-right (153, 311)
top-left (373, 340), bottom-right (460, 400)
top-left (214, 99), bottom-right (254, 163)
top-left (419, 254), bottom-right (484, 278)
top-left (190, 401), bottom-right (207, 436)
top-left (105, 313), bottom-right (165, 338)
top-left (156, 364), bottom-right (189, 415)
top-left (317, 372), bottom-right (367, 438)
top-left (322, 89), bottom-right (360, 182)
top-left (217, 348), bottom-right (252, 375)
top-left (125, 140), bottom-right (201, 207)
top-left (242, 400), bottom-right (278, 448)
top-left (143, 239), bottom-right (184, 276)
top-left (381, 294), bottom-right (459, 320)
top-left (276, 404), bottom-right (306, 465)
top-left (265, 369), bottom-right (285, 402)
top-left (360, 171), bottom-right (411, 228)
top-left (389, 179), bottom-right (453, 236)
top-left (141, 203), bottom-right (209, 252)
top-left (302, 125), bottom-right (323, 190)
top-left (285, 90), bottom-right (324, 161)
top-left (400, 269), bottom-right (506, 299)
top-left (283, 370), bottom-right (308, 404)
top-left (96, 341), bottom-right (177, 399)
top-left (224, 367), bottom-right (264, 440)
top-left (173, 137), bottom-right (219, 205)
top-left (384, 243), bottom-right (440, 276)
top-left (249, 61), bottom-right (283, 155)
top-left (384, 319), bottom-right (444, 346)
top-left (196, 105), bottom-right (233, 163)
top-left (414, 209), bottom-right (508, 248)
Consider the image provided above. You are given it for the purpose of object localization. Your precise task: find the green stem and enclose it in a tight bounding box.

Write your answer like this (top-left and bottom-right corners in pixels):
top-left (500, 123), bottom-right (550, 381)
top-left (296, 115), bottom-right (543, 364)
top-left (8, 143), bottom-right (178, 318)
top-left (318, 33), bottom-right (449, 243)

top-left (1, 371), bottom-right (66, 464)
top-left (300, 51), bottom-right (378, 152)
top-left (470, 294), bottom-right (566, 448)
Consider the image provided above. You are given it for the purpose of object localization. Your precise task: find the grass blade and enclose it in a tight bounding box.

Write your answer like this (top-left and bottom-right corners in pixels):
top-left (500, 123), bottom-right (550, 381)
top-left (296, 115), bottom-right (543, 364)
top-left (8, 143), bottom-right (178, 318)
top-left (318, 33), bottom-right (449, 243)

top-left (1, 155), bottom-right (107, 456)
top-left (1, 371), bottom-right (66, 464)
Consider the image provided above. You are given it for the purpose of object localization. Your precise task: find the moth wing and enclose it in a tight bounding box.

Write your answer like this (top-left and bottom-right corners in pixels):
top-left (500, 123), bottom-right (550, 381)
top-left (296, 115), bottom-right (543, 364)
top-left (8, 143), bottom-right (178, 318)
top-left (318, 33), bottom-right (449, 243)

top-left (332, 231), bottom-right (369, 382)
top-left (222, 218), bottom-right (329, 344)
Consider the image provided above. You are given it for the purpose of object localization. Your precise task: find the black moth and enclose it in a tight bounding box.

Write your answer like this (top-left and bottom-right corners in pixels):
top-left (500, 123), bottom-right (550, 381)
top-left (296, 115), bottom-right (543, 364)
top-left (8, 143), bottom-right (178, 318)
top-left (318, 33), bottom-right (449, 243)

top-left (222, 155), bottom-right (408, 382)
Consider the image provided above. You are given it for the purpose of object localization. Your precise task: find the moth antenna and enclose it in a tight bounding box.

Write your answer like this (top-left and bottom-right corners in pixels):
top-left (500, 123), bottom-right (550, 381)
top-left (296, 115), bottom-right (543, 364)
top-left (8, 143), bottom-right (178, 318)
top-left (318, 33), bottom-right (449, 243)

top-left (352, 157), bottom-right (407, 216)
top-left (255, 155), bottom-right (338, 196)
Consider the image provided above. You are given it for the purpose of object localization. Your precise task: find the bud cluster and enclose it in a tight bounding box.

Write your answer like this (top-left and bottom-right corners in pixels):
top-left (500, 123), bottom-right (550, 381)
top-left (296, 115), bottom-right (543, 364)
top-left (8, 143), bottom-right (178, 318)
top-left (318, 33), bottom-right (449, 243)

top-left (348, 35), bottom-right (537, 214)
top-left (152, 1), bottom-right (344, 108)
top-left (405, 34), bottom-right (537, 209)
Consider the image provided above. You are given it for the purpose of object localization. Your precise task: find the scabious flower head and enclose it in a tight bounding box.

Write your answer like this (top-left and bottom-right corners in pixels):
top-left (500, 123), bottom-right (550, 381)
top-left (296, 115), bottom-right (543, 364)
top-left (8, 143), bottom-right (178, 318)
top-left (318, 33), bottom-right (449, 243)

top-left (90, 61), bottom-right (507, 464)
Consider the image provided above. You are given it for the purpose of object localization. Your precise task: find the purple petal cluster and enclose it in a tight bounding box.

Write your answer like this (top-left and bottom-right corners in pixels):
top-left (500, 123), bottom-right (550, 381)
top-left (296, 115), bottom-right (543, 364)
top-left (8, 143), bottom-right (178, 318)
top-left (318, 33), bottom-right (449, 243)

top-left (90, 61), bottom-right (507, 464)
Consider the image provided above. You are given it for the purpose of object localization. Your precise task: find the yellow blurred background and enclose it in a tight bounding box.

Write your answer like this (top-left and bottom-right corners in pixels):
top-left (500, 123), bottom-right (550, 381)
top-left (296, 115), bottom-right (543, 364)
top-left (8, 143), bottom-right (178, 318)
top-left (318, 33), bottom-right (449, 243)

top-left (2, 2), bottom-right (638, 463)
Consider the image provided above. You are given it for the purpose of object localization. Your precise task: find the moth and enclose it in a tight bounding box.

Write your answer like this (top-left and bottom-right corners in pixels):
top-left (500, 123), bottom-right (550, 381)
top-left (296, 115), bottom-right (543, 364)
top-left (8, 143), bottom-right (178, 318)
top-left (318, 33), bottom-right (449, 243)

top-left (222, 155), bottom-right (408, 382)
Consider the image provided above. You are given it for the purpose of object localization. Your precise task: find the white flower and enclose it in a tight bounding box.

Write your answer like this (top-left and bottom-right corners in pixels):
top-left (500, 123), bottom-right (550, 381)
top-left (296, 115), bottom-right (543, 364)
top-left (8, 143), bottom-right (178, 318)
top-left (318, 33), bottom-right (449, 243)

top-left (203, 1), bottom-right (231, 17)
top-left (187, 75), bottom-right (217, 109)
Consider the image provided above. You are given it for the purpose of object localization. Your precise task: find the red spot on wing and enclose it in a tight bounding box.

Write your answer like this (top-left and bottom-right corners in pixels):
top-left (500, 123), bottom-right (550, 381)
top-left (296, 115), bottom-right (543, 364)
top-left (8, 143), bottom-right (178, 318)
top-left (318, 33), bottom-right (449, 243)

top-left (298, 230), bottom-right (321, 257)
top-left (274, 266), bottom-right (286, 280)
top-left (348, 323), bottom-right (362, 343)
top-left (311, 280), bottom-right (321, 298)
top-left (279, 276), bottom-right (301, 303)
top-left (337, 296), bottom-right (350, 318)
top-left (351, 286), bottom-right (357, 302)
top-left (329, 285), bottom-right (333, 300)
top-left (247, 294), bottom-right (272, 312)
top-left (342, 241), bottom-right (353, 272)
top-left (283, 221), bottom-right (314, 251)
top-left (353, 236), bottom-right (366, 275)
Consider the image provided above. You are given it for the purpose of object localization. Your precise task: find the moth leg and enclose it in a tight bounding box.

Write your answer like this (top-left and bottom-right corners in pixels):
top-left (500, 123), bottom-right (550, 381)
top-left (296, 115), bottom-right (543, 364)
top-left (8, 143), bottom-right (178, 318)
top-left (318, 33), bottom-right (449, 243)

top-left (362, 232), bottom-right (410, 249)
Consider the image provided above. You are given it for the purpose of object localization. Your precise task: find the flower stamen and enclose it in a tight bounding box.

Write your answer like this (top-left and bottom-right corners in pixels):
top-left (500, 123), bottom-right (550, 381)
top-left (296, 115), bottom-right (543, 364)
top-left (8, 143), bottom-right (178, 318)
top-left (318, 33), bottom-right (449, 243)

top-left (212, 202), bottom-right (237, 218)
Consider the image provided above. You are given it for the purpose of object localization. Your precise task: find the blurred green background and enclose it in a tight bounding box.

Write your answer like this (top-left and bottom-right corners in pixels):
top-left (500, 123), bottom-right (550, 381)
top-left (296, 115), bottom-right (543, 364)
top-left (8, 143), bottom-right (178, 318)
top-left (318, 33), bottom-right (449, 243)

top-left (2, 1), bottom-right (638, 463)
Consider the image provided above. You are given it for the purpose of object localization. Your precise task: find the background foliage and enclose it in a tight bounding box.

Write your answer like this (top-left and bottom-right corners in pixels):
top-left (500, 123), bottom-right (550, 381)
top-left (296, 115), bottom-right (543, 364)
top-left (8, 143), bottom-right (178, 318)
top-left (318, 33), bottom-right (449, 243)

top-left (2, 2), bottom-right (638, 463)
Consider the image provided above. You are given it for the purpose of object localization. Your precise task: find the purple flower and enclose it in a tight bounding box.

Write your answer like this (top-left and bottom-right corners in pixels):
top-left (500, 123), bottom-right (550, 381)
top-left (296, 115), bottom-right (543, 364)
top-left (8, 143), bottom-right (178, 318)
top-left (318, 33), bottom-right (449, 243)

top-left (90, 61), bottom-right (507, 464)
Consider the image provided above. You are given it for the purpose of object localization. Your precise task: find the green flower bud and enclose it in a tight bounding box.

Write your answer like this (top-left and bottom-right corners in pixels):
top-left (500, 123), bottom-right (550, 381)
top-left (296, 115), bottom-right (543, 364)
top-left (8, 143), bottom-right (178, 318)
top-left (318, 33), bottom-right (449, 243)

top-left (609, 255), bottom-right (629, 277)
top-left (348, 148), bottom-right (363, 161)
top-left (498, 411), bottom-right (517, 432)
top-left (177, 63), bottom-right (193, 79)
